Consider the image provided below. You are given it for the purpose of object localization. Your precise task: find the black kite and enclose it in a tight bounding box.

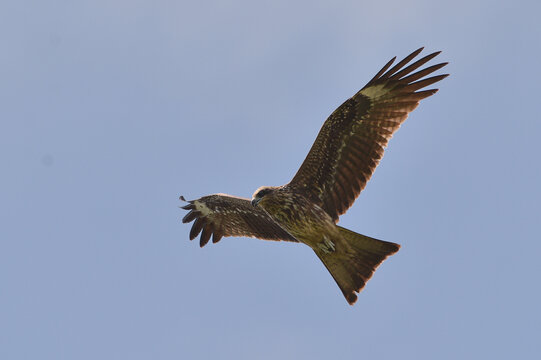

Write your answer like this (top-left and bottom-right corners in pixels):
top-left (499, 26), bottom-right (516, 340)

top-left (181, 48), bottom-right (448, 304)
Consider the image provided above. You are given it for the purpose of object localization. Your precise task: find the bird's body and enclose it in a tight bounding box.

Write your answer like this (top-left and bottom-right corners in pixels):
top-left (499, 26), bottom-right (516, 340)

top-left (181, 48), bottom-right (448, 304)
top-left (255, 186), bottom-right (336, 247)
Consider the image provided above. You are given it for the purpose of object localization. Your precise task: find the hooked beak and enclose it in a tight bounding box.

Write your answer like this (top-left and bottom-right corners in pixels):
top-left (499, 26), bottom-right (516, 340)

top-left (251, 198), bottom-right (259, 207)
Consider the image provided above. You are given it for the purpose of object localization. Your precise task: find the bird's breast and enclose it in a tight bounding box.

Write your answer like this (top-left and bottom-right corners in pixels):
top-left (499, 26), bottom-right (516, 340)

top-left (259, 191), bottom-right (337, 244)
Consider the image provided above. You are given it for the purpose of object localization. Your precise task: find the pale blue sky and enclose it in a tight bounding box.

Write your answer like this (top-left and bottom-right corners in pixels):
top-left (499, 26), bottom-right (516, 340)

top-left (1, 1), bottom-right (540, 359)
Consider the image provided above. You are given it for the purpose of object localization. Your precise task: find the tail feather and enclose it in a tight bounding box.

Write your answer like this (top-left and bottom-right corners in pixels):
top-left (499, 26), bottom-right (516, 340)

top-left (315, 226), bottom-right (400, 305)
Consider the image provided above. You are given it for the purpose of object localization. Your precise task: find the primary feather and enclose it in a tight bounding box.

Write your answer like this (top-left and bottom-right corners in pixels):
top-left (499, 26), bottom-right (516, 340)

top-left (287, 47), bottom-right (448, 221)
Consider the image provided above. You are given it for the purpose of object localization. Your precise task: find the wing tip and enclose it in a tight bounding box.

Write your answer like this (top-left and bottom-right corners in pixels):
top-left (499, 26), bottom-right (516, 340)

top-left (199, 225), bottom-right (212, 247)
top-left (189, 217), bottom-right (205, 240)
top-left (180, 195), bottom-right (196, 210)
top-left (365, 48), bottom-right (447, 90)
top-left (412, 46), bottom-right (425, 56)
top-left (182, 210), bottom-right (199, 223)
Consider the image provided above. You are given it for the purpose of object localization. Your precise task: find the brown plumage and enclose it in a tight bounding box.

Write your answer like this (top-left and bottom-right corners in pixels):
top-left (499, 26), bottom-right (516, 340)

top-left (288, 48), bottom-right (448, 221)
top-left (181, 48), bottom-right (448, 304)
top-left (180, 195), bottom-right (296, 247)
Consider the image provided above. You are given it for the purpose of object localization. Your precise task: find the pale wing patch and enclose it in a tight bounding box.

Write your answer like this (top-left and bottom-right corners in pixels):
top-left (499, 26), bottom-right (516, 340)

top-left (194, 200), bottom-right (213, 217)
top-left (359, 84), bottom-right (388, 100)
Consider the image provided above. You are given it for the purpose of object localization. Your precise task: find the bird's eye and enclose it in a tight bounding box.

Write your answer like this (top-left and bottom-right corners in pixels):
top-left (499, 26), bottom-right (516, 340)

top-left (257, 189), bottom-right (271, 198)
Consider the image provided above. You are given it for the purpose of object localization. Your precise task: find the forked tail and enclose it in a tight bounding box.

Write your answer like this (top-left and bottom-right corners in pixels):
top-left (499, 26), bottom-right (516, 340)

top-left (315, 226), bottom-right (400, 305)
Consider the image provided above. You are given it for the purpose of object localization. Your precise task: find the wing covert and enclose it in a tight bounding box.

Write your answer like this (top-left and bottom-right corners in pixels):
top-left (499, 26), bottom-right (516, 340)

top-left (288, 48), bottom-right (448, 221)
top-left (180, 194), bottom-right (297, 247)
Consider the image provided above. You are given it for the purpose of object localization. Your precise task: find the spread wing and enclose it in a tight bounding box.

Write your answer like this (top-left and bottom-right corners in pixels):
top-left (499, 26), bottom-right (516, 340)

top-left (288, 48), bottom-right (448, 221)
top-left (180, 194), bottom-right (297, 247)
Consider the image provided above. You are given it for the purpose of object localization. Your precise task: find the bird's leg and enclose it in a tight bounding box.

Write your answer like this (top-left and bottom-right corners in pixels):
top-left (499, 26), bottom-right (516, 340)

top-left (317, 235), bottom-right (336, 254)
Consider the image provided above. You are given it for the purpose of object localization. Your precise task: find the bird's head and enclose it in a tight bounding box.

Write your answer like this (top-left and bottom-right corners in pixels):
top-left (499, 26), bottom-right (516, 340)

top-left (251, 186), bottom-right (276, 207)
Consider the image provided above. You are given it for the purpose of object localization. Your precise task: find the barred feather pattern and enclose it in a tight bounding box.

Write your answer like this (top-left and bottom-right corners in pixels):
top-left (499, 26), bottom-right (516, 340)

top-left (288, 48), bottom-right (448, 221)
top-left (180, 194), bottom-right (297, 247)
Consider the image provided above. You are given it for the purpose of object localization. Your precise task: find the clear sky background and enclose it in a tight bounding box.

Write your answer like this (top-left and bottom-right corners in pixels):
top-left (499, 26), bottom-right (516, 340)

top-left (1, 1), bottom-right (540, 359)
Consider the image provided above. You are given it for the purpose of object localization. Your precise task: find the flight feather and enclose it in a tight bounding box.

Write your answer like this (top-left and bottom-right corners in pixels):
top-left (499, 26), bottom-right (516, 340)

top-left (288, 47), bottom-right (448, 221)
top-left (181, 194), bottom-right (297, 247)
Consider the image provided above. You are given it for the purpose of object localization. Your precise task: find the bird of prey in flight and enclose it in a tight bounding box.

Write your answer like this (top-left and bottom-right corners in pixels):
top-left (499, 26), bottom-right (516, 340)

top-left (181, 48), bottom-right (448, 305)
